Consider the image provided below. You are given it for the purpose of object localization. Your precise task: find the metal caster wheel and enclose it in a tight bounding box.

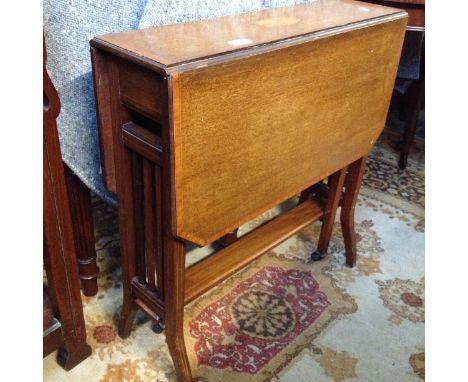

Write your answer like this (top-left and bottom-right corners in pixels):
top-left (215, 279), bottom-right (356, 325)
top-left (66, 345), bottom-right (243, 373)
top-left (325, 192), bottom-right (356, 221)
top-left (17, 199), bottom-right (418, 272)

top-left (152, 321), bottom-right (165, 334)
top-left (311, 250), bottom-right (326, 262)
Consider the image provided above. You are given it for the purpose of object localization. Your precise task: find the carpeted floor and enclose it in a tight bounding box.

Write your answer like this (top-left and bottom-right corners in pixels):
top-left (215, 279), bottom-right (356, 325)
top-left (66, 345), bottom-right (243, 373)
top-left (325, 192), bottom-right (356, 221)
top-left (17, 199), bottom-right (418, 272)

top-left (44, 129), bottom-right (425, 381)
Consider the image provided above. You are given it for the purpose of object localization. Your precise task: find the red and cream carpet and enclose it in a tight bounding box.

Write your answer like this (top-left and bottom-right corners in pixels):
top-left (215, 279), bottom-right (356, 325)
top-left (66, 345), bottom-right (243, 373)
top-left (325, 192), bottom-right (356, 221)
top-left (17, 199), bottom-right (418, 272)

top-left (44, 130), bottom-right (424, 381)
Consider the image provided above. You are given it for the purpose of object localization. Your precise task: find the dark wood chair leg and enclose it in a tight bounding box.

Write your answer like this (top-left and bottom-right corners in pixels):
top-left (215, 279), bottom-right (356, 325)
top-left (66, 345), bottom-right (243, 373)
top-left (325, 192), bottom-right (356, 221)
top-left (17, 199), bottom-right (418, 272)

top-left (298, 187), bottom-right (313, 204)
top-left (340, 156), bottom-right (367, 267)
top-left (164, 237), bottom-right (193, 382)
top-left (311, 168), bottom-right (347, 261)
top-left (399, 36), bottom-right (424, 170)
top-left (117, 298), bottom-right (138, 339)
top-left (44, 36), bottom-right (91, 369)
top-left (161, 102), bottom-right (193, 381)
top-left (64, 165), bottom-right (99, 296)
top-left (57, 339), bottom-right (92, 371)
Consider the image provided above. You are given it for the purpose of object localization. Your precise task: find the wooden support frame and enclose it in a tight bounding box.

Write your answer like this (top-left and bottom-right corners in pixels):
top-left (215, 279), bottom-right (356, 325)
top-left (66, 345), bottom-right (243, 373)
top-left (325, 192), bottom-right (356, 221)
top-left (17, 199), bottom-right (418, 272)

top-left (110, 111), bottom-right (364, 381)
top-left (92, 63), bottom-right (391, 382)
top-left (185, 198), bottom-right (324, 303)
top-left (98, 66), bottom-right (362, 380)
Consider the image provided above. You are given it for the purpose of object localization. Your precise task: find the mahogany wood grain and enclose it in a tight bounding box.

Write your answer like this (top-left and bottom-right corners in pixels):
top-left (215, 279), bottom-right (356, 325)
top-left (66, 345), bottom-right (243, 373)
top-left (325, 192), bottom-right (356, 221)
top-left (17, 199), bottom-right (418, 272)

top-left (119, 61), bottom-right (165, 122)
top-left (43, 284), bottom-right (55, 332)
top-left (154, 164), bottom-right (164, 296)
top-left (93, 0), bottom-right (404, 70)
top-left (185, 198), bottom-right (324, 304)
top-left (161, 76), bottom-right (193, 382)
top-left (131, 279), bottom-right (165, 319)
top-left (341, 156), bottom-right (367, 266)
top-left (90, 47), bottom-right (116, 192)
top-left (44, 38), bottom-right (91, 369)
top-left (43, 321), bottom-right (63, 358)
top-left (104, 56), bottom-right (140, 339)
top-left (64, 164), bottom-right (99, 296)
top-left (122, 122), bottom-right (163, 166)
top-left (316, 169), bottom-right (347, 254)
top-left (115, 141), bottom-right (140, 338)
top-left (143, 158), bottom-right (156, 290)
top-left (132, 151), bottom-right (146, 284)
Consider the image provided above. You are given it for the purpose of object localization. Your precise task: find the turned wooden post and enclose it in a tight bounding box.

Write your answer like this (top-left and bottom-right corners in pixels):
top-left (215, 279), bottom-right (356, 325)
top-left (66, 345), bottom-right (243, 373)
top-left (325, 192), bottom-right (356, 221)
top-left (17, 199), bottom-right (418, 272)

top-left (64, 165), bottom-right (99, 296)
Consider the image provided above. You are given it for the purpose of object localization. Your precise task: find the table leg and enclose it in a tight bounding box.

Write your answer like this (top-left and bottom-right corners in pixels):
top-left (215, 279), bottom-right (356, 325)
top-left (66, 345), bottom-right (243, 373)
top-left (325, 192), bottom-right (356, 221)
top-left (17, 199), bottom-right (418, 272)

top-left (116, 147), bottom-right (139, 339)
top-left (311, 168), bottom-right (347, 261)
top-left (218, 229), bottom-right (239, 247)
top-left (340, 156), bottom-right (367, 267)
top-left (164, 237), bottom-right (193, 382)
top-left (298, 187), bottom-right (313, 204)
top-left (57, 337), bottom-right (92, 371)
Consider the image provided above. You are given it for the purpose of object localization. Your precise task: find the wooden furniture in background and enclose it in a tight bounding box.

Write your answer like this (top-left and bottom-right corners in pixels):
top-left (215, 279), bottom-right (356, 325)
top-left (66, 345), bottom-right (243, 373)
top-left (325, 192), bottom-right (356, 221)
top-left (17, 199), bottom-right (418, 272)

top-left (363, 0), bottom-right (425, 169)
top-left (365, 0), bottom-right (424, 27)
top-left (90, 2), bottom-right (407, 380)
top-left (64, 165), bottom-right (99, 296)
top-left (44, 39), bottom-right (92, 369)
top-left (399, 33), bottom-right (424, 169)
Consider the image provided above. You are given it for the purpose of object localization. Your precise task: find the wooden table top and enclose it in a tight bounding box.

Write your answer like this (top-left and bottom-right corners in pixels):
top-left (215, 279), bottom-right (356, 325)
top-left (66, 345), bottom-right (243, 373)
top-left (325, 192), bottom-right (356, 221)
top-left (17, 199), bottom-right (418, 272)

top-left (91, 1), bottom-right (407, 246)
top-left (94, 0), bottom-right (405, 72)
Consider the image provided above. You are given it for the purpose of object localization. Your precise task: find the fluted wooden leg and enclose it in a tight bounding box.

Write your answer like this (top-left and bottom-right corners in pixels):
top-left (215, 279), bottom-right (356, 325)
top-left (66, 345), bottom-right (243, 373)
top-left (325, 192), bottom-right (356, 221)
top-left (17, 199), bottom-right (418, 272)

top-left (340, 156), bottom-right (367, 267)
top-left (64, 164), bottom-right (99, 296)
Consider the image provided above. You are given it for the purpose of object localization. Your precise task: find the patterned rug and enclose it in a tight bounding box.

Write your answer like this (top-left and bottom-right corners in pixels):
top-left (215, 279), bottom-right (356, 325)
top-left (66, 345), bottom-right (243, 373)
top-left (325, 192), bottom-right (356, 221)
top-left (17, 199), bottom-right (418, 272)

top-left (44, 129), bottom-right (425, 381)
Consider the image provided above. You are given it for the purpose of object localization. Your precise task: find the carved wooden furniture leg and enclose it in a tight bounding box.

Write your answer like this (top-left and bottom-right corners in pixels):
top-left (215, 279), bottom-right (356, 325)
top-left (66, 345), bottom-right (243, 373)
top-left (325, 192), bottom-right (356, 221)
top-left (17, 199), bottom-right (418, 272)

top-left (399, 35), bottom-right (425, 170)
top-left (311, 168), bottom-right (347, 261)
top-left (340, 156), bottom-right (367, 267)
top-left (64, 164), bottom-right (99, 296)
top-left (44, 37), bottom-right (91, 369)
top-left (164, 238), bottom-right (192, 382)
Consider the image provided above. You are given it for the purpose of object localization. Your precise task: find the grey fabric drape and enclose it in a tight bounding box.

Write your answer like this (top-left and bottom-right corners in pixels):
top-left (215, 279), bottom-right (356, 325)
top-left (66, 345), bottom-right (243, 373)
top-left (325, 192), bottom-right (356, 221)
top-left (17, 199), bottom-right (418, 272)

top-left (44, 0), bottom-right (314, 203)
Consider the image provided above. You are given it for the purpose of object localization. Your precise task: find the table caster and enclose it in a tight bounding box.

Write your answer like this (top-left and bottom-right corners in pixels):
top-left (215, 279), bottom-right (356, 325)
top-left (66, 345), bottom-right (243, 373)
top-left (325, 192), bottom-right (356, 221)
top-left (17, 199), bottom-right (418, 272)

top-left (152, 321), bottom-right (165, 334)
top-left (311, 250), bottom-right (326, 262)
